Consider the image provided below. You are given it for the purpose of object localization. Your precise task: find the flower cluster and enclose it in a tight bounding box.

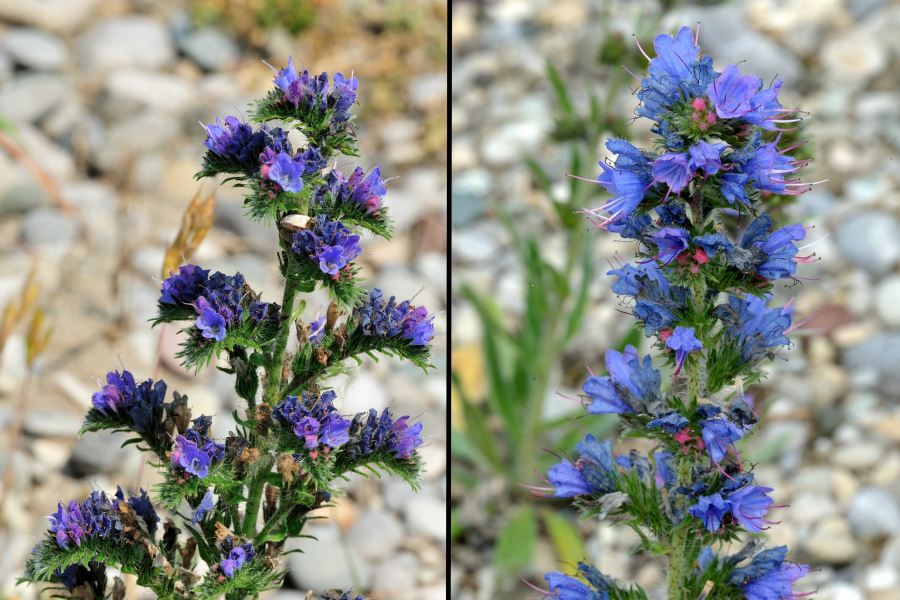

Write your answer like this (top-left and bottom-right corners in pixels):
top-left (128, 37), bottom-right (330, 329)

top-left (218, 538), bottom-right (256, 578)
top-left (343, 408), bottom-right (424, 461)
top-left (273, 56), bottom-right (359, 123)
top-left (91, 370), bottom-right (167, 435)
top-left (291, 216), bottom-right (362, 277)
top-left (538, 24), bottom-right (813, 599)
top-left (171, 416), bottom-right (225, 479)
top-left (352, 288), bottom-right (435, 346)
top-left (274, 390), bottom-right (351, 454)
top-left (159, 266), bottom-right (269, 342)
top-left (313, 166), bottom-right (388, 215)
top-left (48, 488), bottom-right (158, 549)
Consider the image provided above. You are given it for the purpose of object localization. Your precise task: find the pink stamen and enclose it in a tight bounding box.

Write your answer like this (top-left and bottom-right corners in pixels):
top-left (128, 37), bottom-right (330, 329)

top-left (633, 34), bottom-right (652, 61)
top-left (694, 22), bottom-right (701, 46)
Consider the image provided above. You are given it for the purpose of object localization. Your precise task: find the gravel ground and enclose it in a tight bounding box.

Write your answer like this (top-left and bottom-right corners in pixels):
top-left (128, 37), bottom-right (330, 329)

top-left (451, 0), bottom-right (900, 598)
top-left (0, 1), bottom-right (447, 598)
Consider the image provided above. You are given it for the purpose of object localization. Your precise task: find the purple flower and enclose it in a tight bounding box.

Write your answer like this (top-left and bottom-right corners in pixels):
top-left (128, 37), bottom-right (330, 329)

top-left (331, 72), bottom-right (359, 121)
top-left (582, 345), bottom-right (660, 414)
top-left (388, 416), bottom-right (423, 459)
top-left (728, 485), bottom-right (774, 532)
top-left (651, 227), bottom-right (690, 265)
top-left (308, 315), bottom-right (326, 345)
top-left (203, 116), bottom-right (251, 157)
top-left (272, 57), bottom-right (358, 122)
top-left (688, 141), bottom-right (726, 175)
top-left (194, 296), bottom-right (227, 341)
top-left (666, 326), bottom-right (703, 376)
top-left (700, 417), bottom-right (744, 463)
top-left (91, 370), bottom-right (167, 436)
top-left (220, 542), bottom-right (255, 578)
top-left (47, 491), bottom-right (129, 550)
top-left (92, 370), bottom-right (137, 413)
top-left (547, 460), bottom-right (592, 498)
top-left (292, 217), bottom-right (362, 276)
top-left (689, 493), bottom-right (730, 531)
top-left (274, 391), bottom-right (352, 451)
top-left (731, 138), bottom-right (797, 194)
top-left (720, 171), bottom-right (751, 205)
top-left (266, 151), bottom-right (306, 193)
top-left (320, 415), bottom-right (352, 449)
top-left (652, 152), bottom-right (692, 193)
top-left (707, 64), bottom-right (784, 130)
top-left (160, 264), bottom-right (210, 306)
top-left (294, 416), bottom-right (321, 450)
top-left (172, 435), bottom-right (212, 478)
top-left (353, 289), bottom-right (435, 346)
top-left (191, 488), bottom-right (215, 525)
top-left (347, 166), bottom-right (387, 213)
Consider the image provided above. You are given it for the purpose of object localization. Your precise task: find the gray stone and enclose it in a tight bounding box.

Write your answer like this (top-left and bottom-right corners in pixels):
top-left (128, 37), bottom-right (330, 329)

top-left (0, 181), bottom-right (50, 217)
top-left (372, 552), bottom-right (419, 595)
top-left (346, 510), bottom-right (405, 560)
top-left (804, 516), bottom-right (859, 564)
top-left (21, 208), bottom-right (77, 250)
top-left (875, 276), bottom-right (900, 327)
top-left (78, 17), bottom-right (174, 72)
top-left (179, 27), bottom-right (238, 71)
top-left (93, 112), bottom-right (181, 171)
top-left (844, 333), bottom-right (900, 395)
top-left (23, 408), bottom-right (81, 437)
top-left (482, 120), bottom-right (548, 166)
top-left (104, 69), bottom-right (194, 113)
top-left (335, 372), bottom-right (389, 414)
top-left (834, 211), bottom-right (900, 275)
top-left (0, 74), bottom-right (67, 122)
top-left (0, 0), bottom-right (100, 33)
top-left (848, 488), bottom-right (900, 537)
top-left (286, 524), bottom-right (371, 591)
top-left (452, 222), bottom-right (501, 263)
top-left (404, 496), bottom-right (445, 540)
top-left (1, 28), bottom-right (66, 70)
top-left (452, 169), bottom-right (491, 226)
top-left (69, 431), bottom-right (130, 475)
top-left (409, 72), bottom-right (447, 110)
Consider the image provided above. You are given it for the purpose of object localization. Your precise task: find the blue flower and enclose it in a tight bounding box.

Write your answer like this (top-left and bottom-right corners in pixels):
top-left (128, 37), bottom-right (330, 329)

top-left (274, 391), bottom-right (352, 452)
top-left (654, 450), bottom-right (676, 488)
top-left (731, 138), bottom-right (797, 194)
top-left (651, 227), bottom-right (690, 265)
top-left (388, 416), bottom-right (423, 459)
top-left (48, 490), bottom-right (132, 549)
top-left (191, 488), bottom-right (215, 525)
top-left (688, 141), bottom-right (726, 175)
top-left (729, 546), bottom-right (808, 600)
top-left (171, 419), bottom-right (224, 479)
top-left (700, 417), bottom-right (744, 463)
top-left (666, 326), bottom-right (703, 376)
top-left (740, 215), bottom-right (807, 280)
top-left (634, 300), bottom-right (676, 335)
top-left (688, 492), bottom-right (730, 531)
top-left (547, 460), bottom-right (592, 498)
top-left (652, 152), bottom-right (692, 193)
top-left (316, 166), bottom-right (389, 215)
top-left (308, 314), bottom-right (326, 345)
top-left (727, 485), bottom-right (774, 532)
top-left (647, 411), bottom-right (689, 434)
top-left (582, 345), bottom-right (660, 414)
top-left (716, 294), bottom-right (792, 361)
top-left (265, 151), bottom-right (306, 193)
top-left (273, 57), bottom-right (358, 122)
top-left (592, 140), bottom-right (653, 227)
top-left (91, 370), bottom-right (167, 436)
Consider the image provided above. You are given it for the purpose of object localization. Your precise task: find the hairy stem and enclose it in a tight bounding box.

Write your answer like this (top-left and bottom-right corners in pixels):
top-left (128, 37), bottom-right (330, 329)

top-left (243, 478), bottom-right (267, 537)
top-left (265, 279), bottom-right (298, 405)
top-left (667, 524), bottom-right (689, 600)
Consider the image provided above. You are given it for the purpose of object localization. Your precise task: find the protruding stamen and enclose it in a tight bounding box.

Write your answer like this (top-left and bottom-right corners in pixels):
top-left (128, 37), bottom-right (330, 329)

top-left (633, 34), bottom-right (652, 61)
top-left (694, 21), bottom-right (701, 46)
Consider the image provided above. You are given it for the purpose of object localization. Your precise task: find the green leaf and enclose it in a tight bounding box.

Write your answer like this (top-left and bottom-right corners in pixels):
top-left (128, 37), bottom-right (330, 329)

top-left (546, 61), bottom-right (574, 116)
top-left (541, 509), bottom-right (586, 575)
top-left (494, 505), bottom-right (538, 575)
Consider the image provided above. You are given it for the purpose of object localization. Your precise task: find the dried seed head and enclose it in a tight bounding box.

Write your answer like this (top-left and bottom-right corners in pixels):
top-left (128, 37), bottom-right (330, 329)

top-left (326, 300), bottom-right (341, 331)
top-left (277, 452), bottom-right (300, 485)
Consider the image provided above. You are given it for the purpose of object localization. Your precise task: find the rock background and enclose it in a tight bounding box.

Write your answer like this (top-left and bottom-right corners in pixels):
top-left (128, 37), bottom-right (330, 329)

top-left (0, 1), bottom-right (446, 599)
top-left (451, 0), bottom-right (900, 598)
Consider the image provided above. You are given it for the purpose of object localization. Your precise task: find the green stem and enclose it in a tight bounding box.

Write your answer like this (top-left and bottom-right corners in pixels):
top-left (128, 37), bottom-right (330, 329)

top-left (243, 477), bottom-right (266, 537)
top-left (667, 524), bottom-right (689, 600)
top-left (255, 498), bottom-right (295, 544)
top-left (265, 279), bottom-right (298, 405)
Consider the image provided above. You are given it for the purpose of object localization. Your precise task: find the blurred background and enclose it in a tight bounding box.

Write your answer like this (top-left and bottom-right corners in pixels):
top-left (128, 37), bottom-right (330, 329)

top-left (451, 0), bottom-right (899, 599)
top-left (0, 0), bottom-right (446, 598)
